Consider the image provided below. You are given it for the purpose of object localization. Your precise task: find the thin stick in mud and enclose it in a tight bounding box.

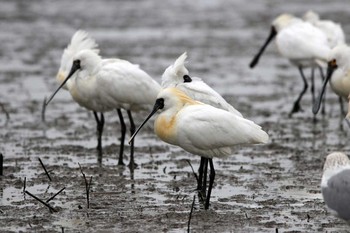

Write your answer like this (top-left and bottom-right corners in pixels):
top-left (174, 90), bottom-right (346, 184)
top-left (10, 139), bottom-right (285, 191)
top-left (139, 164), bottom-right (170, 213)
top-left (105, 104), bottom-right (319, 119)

top-left (25, 190), bottom-right (57, 212)
top-left (23, 177), bottom-right (26, 193)
top-left (0, 102), bottom-right (10, 123)
top-left (38, 158), bottom-right (52, 181)
top-left (187, 195), bottom-right (196, 233)
top-left (78, 163), bottom-right (92, 209)
top-left (46, 187), bottom-right (66, 203)
top-left (0, 153), bottom-right (3, 176)
top-left (186, 159), bottom-right (199, 183)
top-left (41, 96), bottom-right (46, 123)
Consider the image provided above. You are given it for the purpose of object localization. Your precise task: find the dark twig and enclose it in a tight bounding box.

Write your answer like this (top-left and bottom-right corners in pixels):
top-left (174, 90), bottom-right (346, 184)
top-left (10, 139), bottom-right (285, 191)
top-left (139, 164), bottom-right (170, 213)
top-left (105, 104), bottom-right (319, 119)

top-left (78, 163), bottom-right (91, 209)
top-left (38, 158), bottom-right (52, 181)
top-left (0, 153), bottom-right (3, 176)
top-left (61, 227), bottom-right (64, 233)
top-left (46, 187), bottom-right (66, 203)
top-left (23, 177), bottom-right (26, 193)
top-left (187, 195), bottom-right (196, 233)
top-left (41, 97), bottom-right (47, 123)
top-left (186, 160), bottom-right (199, 183)
top-left (25, 190), bottom-right (57, 212)
top-left (0, 102), bottom-right (10, 123)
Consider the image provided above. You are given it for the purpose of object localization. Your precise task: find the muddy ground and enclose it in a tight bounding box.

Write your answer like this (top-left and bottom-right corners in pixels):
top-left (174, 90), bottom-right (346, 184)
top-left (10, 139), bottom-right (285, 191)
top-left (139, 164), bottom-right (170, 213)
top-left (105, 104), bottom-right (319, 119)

top-left (1, 0), bottom-right (350, 232)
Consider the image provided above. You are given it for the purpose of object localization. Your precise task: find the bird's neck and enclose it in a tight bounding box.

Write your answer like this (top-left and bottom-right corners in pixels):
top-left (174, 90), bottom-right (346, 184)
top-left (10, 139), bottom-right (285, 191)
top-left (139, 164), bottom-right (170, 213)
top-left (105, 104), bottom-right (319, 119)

top-left (154, 111), bottom-right (178, 145)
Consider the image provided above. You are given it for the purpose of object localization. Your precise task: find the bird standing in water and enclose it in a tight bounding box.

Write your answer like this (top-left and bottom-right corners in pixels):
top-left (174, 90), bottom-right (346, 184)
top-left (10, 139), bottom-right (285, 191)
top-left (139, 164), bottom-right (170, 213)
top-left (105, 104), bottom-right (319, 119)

top-left (47, 49), bottom-right (161, 168)
top-left (161, 52), bottom-right (243, 191)
top-left (129, 88), bottom-right (269, 209)
top-left (250, 14), bottom-right (331, 116)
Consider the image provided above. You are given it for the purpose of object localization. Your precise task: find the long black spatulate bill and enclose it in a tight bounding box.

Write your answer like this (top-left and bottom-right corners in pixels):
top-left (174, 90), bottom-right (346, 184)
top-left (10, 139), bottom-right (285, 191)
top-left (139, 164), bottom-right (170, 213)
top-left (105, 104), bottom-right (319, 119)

top-left (312, 62), bottom-right (337, 114)
top-left (45, 60), bottom-right (81, 106)
top-left (249, 26), bottom-right (277, 68)
top-left (128, 98), bottom-right (164, 144)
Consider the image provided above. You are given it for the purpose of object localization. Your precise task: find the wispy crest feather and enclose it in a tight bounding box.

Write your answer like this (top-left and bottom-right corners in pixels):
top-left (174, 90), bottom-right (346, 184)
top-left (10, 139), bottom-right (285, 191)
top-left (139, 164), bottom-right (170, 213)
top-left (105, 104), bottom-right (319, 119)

top-left (57, 30), bottom-right (100, 88)
top-left (60, 30), bottom-right (100, 73)
top-left (161, 52), bottom-right (189, 88)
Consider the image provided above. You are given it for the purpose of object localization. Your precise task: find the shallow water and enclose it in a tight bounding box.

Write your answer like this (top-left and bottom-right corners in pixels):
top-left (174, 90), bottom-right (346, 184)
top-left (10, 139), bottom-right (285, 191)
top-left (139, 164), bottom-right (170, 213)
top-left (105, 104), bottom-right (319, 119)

top-left (1, 0), bottom-right (350, 232)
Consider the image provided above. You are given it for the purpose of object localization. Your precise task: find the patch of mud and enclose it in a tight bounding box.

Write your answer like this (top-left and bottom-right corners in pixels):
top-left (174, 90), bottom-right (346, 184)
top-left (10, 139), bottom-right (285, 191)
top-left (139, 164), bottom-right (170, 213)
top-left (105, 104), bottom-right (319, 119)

top-left (1, 0), bottom-right (350, 232)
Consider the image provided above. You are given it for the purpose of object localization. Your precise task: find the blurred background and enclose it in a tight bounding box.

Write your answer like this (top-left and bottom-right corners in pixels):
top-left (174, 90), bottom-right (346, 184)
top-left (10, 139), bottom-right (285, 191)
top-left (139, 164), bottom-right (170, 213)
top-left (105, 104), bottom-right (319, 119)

top-left (1, 0), bottom-right (350, 232)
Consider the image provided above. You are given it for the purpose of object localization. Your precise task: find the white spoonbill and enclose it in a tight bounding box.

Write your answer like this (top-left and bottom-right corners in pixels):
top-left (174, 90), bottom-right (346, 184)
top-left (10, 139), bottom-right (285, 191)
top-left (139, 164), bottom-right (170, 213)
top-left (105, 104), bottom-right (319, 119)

top-left (129, 87), bottom-right (269, 209)
top-left (313, 44), bottom-right (350, 117)
top-left (43, 30), bottom-right (99, 121)
top-left (46, 49), bottom-right (161, 168)
top-left (250, 14), bottom-right (331, 116)
top-left (321, 152), bottom-right (350, 222)
top-left (162, 52), bottom-right (243, 191)
top-left (303, 11), bottom-right (345, 49)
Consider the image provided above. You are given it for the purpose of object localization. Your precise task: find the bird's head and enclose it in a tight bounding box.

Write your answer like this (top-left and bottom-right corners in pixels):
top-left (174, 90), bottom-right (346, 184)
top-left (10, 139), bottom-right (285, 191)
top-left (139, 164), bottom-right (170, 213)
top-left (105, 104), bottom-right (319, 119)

top-left (162, 52), bottom-right (190, 87)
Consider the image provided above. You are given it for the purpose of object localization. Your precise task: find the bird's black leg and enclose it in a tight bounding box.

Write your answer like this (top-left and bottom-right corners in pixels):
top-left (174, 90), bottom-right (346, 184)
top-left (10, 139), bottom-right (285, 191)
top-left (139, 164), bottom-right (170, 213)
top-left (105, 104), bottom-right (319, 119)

top-left (310, 67), bottom-right (317, 123)
top-left (127, 110), bottom-right (136, 169)
top-left (339, 96), bottom-right (345, 116)
top-left (319, 66), bottom-right (326, 115)
top-left (289, 66), bottom-right (308, 116)
top-left (197, 157), bottom-right (205, 191)
top-left (311, 67), bottom-right (315, 105)
top-left (205, 158), bottom-right (215, 210)
top-left (93, 112), bottom-right (104, 152)
top-left (201, 158), bottom-right (208, 196)
top-left (117, 109), bottom-right (126, 166)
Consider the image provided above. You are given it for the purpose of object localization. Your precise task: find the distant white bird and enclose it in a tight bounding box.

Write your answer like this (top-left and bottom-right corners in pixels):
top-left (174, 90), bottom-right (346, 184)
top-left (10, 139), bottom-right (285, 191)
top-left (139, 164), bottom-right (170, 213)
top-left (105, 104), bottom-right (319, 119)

top-left (321, 152), bottom-right (350, 222)
top-left (313, 44), bottom-right (350, 117)
top-left (46, 49), bottom-right (161, 168)
top-left (250, 14), bottom-right (331, 116)
top-left (162, 52), bottom-right (243, 190)
top-left (303, 11), bottom-right (345, 49)
top-left (56, 30), bottom-right (100, 90)
top-left (129, 87), bottom-right (269, 209)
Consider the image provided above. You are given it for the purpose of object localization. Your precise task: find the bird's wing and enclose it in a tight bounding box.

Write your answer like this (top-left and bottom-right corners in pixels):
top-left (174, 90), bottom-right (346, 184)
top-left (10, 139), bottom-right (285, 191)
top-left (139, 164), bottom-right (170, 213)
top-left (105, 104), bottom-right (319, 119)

top-left (176, 105), bottom-right (268, 152)
top-left (277, 22), bottom-right (330, 61)
top-left (316, 20), bottom-right (346, 47)
top-left (177, 79), bottom-right (243, 117)
top-left (96, 60), bottom-right (160, 106)
top-left (322, 169), bottom-right (350, 220)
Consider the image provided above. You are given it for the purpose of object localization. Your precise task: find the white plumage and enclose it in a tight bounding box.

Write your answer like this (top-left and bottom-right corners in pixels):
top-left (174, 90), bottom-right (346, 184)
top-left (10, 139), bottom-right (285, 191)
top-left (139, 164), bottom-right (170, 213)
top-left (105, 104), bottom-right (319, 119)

top-left (273, 14), bottom-right (330, 67)
top-left (162, 52), bottom-right (242, 117)
top-left (56, 30), bottom-right (100, 89)
top-left (67, 50), bottom-right (160, 112)
top-left (321, 152), bottom-right (350, 222)
top-left (303, 11), bottom-right (345, 49)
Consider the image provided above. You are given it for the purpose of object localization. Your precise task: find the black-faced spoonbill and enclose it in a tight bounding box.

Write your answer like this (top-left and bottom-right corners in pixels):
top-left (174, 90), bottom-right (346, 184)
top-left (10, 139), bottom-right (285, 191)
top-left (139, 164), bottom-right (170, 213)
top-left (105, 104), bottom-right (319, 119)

top-left (313, 44), bottom-right (350, 119)
top-left (321, 152), bottom-right (350, 222)
top-left (162, 52), bottom-right (244, 191)
top-left (46, 49), bottom-right (161, 168)
top-left (129, 88), bottom-right (269, 209)
top-left (250, 14), bottom-right (331, 116)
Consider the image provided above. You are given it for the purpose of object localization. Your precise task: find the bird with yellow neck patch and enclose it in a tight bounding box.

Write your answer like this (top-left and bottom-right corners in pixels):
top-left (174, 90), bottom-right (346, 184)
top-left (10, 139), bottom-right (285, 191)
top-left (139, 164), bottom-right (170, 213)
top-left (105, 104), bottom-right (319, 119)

top-left (129, 87), bottom-right (269, 209)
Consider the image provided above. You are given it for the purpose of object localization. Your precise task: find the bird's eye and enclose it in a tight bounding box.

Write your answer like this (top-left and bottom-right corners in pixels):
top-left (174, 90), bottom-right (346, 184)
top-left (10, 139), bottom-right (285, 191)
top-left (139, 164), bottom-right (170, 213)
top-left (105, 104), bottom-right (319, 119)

top-left (183, 75), bottom-right (192, 83)
top-left (73, 60), bottom-right (81, 69)
top-left (329, 59), bottom-right (337, 68)
top-left (156, 98), bottom-right (165, 109)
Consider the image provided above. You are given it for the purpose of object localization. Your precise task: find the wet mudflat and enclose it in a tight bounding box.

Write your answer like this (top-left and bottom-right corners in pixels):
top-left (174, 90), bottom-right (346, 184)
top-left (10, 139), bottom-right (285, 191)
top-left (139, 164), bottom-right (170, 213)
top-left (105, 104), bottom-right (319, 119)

top-left (1, 0), bottom-right (350, 232)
